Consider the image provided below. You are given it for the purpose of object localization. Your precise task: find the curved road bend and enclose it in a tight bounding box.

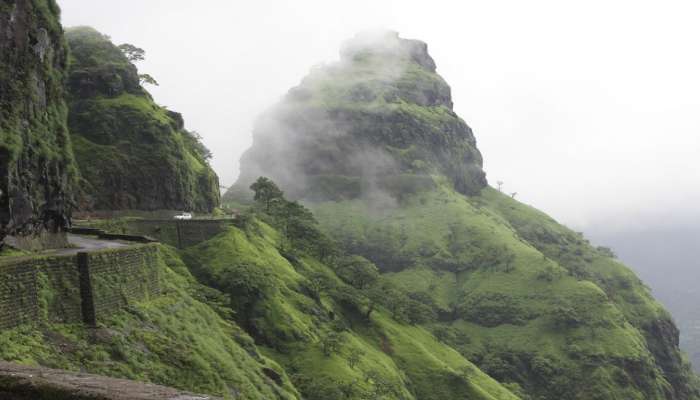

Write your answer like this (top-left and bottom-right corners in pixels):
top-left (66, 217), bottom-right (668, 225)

top-left (51, 234), bottom-right (129, 256)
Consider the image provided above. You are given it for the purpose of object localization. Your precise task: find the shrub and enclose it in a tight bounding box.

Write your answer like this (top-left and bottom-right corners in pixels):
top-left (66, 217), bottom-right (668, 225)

top-left (458, 292), bottom-right (531, 327)
top-left (321, 332), bottom-right (342, 357)
top-left (335, 255), bottom-right (379, 289)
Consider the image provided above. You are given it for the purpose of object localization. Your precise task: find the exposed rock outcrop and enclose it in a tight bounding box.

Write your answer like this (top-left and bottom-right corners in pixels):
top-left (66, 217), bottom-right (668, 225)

top-left (228, 31), bottom-right (486, 202)
top-left (0, 0), bottom-right (74, 247)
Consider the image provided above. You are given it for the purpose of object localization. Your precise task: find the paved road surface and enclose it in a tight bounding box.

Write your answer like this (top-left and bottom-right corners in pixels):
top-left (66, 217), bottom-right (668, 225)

top-left (51, 234), bottom-right (128, 255)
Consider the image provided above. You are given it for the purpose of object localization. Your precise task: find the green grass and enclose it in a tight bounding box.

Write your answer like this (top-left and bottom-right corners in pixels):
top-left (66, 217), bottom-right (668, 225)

top-left (95, 94), bottom-right (172, 125)
top-left (180, 219), bottom-right (520, 400)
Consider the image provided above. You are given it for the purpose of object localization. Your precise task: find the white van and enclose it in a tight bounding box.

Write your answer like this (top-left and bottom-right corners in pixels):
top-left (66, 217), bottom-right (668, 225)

top-left (174, 212), bottom-right (193, 220)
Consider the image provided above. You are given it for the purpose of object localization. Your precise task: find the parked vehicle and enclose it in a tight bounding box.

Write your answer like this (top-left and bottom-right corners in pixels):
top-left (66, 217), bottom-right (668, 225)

top-left (173, 212), bottom-right (192, 220)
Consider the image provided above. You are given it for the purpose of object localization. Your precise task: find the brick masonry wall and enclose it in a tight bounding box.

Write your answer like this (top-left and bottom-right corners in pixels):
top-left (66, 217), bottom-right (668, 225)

top-left (0, 259), bottom-right (40, 330)
top-left (124, 220), bottom-right (180, 247)
top-left (40, 256), bottom-right (82, 324)
top-left (0, 244), bottom-right (161, 330)
top-left (126, 219), bottom-right (232, 248)
top-left (88, 245), bottom-right (160, 323)
top-left (178, 220), bottom-right (232, 248)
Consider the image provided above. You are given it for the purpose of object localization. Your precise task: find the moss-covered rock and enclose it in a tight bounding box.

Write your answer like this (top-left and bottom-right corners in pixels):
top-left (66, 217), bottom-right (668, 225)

top-left (0, 0), bottom-right (75, 245)
top-left (65, 27), bottom-right (220, 213)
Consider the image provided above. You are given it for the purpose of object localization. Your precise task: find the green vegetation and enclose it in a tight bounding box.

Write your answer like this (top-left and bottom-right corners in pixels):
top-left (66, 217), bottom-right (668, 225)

top-left (308, 182), bottom-right (700, 399)
top-left (181, 185), bottom-right (519, 400)
top-left (65, 27), bottom-right (219, 212)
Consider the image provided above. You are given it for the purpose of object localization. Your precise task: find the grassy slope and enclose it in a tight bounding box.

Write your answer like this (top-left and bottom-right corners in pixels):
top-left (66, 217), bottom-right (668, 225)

top-left (181, 222), bottom-right (518, 400)
top-left (311, 181), bottom-right (685, 399)
top-left (0, 246), bottom-right (298, 400)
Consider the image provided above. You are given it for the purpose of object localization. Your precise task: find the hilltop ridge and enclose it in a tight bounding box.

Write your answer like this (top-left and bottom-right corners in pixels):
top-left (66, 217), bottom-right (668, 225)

top-left (229, 31), bottom-right (486, 202)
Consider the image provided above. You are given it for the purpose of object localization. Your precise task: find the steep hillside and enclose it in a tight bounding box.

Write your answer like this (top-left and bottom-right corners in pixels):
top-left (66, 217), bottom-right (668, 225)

top-left (0, 0), bottom-right (75, 245)
top-left (180, 215), bottom-right (518, 400)
top-left (228, 31), bottom-right (700, 399)
top-left (587, 223), bottom-right (700, 372)
top-left (65, 27), bottom-right (219, 213)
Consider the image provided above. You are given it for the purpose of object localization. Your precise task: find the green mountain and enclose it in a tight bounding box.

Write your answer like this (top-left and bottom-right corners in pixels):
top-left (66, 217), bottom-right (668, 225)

top-left (3, 3), bottom-right (699, 399)
top-left (0, 0), bottom-right (75, 245)
top-left (233, 32), bottom-right (485, 202)
top-left (65, 27), bottom-right (219, 213)
top-left (227, 31), bottom-right (700, 399)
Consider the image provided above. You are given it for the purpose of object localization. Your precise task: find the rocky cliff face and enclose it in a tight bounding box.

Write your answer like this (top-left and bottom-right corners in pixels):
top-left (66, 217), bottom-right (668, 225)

top-left (0, 0), bottom-right (74, 246)
top-left (65, 27), bottom-right (220, 213)
top-left (229, 31), bottom-right (486, 201)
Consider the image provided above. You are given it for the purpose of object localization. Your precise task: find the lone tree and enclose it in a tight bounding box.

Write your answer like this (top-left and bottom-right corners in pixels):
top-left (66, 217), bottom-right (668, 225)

top-left (250, 176), bottom-right (284, 212)
top-left (118, 44), bottom-right (159, 86)
top-left (118, 43), bottom-right (145, 62)
top-left (497, 181), bottom-right (504, 192)
top-left (347, 348), bottom-right (365, 369)
top-left (138, 73), bottom-right (159, 86)
top-left (336, 255), bottom-right (379, 290)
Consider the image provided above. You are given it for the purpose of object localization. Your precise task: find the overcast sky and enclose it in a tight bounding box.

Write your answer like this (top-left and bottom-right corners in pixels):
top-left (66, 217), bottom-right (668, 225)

top-left (58, 0), bottom-right (700, 231)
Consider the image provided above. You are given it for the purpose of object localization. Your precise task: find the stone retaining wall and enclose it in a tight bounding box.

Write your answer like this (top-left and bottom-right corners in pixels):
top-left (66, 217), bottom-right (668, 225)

top-left (124, 219), bottom-right (233, 248)
top-left (0, 244), bottom-right (160, 330)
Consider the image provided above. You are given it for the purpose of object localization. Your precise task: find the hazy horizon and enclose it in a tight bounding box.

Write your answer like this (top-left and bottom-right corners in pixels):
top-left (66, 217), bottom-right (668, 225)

top-left (57, 0), bottom-right (700, 233)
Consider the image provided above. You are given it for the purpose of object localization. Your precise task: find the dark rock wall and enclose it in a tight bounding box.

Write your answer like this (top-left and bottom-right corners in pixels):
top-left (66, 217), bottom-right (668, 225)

top-left (0, 0), bottom-right (74, 245)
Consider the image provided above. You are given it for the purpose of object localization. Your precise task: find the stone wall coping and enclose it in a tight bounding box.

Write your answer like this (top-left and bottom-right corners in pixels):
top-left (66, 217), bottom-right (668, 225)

top-left (129, 219), bottom-right (235, 224)
top-left (82, 243), bottom-right (159, 257)
top-left (0, 252), bottom-right (75, 268)
top-left (0, 361), bottom-right (220, 400)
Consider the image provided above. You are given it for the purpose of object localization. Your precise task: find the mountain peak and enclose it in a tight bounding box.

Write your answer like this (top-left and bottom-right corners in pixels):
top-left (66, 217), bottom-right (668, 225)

top-left (339, 30), bottom-right (436, 72)
top-left (229, 32), bottom-right (486, 203)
